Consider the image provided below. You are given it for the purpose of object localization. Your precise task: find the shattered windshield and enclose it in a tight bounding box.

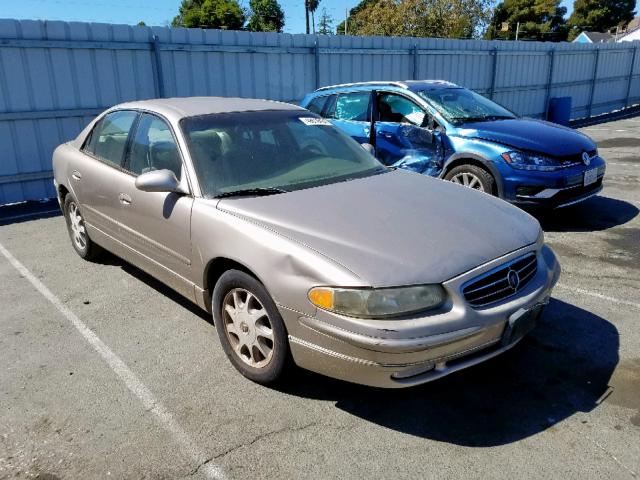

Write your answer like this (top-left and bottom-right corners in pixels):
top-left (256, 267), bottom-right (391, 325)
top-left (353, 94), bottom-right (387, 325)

top-left (418, 88), bottom-right (516, 126)
top-left (181, 110), bottom-right (386, 198)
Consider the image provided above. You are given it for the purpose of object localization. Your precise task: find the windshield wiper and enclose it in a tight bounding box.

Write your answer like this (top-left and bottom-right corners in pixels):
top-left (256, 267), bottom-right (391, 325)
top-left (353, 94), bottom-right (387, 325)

top-left (454, 115), bottom-right (514, 123)
top-left (214, 187), bottom-right (288, 199)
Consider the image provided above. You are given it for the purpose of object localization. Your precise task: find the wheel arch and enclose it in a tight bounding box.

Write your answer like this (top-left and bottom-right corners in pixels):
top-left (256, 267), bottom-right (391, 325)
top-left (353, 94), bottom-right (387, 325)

top-left (441, 153), bottom-right (503, 197)
top-left (203, 257), bottom-right (264, 299)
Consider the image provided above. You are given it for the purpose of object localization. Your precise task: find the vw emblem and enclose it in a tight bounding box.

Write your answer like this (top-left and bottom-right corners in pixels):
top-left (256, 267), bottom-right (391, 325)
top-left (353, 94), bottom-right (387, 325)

top-left (582, 151), bottom-right (591, 166)
top-left (507, 269), bottom-right (520, 290)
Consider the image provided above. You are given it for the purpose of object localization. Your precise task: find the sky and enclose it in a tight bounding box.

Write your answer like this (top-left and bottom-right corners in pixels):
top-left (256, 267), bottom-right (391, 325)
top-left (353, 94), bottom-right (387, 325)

top-left (2, 0), bottom-right (575, 35)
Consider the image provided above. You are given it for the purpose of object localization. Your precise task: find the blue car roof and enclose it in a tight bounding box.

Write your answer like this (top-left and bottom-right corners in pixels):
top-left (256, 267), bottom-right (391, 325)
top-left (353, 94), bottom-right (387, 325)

top-left (311, 80), bottom-right (460, 95)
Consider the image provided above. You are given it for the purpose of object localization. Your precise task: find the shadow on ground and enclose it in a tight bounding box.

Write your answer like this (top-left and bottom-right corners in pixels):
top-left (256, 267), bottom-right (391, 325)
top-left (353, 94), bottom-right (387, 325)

top-left (536, 195), bottom-right (638, 232)
top-left (276, 298), bottom-right (619, 447)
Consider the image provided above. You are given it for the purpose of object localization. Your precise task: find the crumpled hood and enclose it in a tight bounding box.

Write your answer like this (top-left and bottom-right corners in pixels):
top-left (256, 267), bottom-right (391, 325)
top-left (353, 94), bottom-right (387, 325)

top-left (217, 170), bottom-right (540, 286)
top-left (457, 118), bottom-right (596, 157)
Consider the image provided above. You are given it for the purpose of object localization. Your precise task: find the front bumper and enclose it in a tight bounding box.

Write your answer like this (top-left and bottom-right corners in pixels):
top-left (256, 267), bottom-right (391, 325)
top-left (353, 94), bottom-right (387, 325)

top-left (500, 157), bottom-right (606, 209)
top-left (281, 244), bottom-right (560, 388)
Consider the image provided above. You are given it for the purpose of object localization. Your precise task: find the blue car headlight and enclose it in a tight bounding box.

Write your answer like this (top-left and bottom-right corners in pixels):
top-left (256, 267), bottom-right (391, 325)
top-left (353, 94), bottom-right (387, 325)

top-left (501, 151), bottom-right (580, 171)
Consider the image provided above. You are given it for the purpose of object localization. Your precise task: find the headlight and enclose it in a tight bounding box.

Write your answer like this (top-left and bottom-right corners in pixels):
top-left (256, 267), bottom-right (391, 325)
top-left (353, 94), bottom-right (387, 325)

top-left (501, 151), bottom-right (579, 171)
top-left (308, 285), bottom-right (447, 318)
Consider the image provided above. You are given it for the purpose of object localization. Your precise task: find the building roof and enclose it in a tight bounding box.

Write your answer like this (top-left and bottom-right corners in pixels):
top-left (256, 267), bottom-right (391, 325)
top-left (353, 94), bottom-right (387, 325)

top-left (580, 31), bottom-right (615, 43)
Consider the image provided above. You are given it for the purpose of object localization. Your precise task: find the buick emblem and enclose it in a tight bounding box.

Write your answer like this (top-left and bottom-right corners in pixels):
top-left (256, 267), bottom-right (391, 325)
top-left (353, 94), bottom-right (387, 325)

top-left (507, 269), bottom-right (520, 290)
top-left (582, 151), bottom-right (591, 166)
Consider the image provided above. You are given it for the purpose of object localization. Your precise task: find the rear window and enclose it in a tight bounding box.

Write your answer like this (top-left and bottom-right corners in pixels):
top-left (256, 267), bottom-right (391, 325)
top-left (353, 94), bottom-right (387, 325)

top-left (84, 110), bottom-right (138, 167)
top-left (305, 96), bottom-right (329, 115)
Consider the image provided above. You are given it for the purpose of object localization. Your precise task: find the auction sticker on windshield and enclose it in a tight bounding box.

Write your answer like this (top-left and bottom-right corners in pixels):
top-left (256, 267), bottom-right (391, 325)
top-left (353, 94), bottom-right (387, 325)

top-left (300, 117), bottom-right (332, 126)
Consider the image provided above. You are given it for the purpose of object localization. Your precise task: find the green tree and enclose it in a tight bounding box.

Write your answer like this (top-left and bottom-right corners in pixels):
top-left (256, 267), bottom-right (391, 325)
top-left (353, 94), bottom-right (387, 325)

top-left (137, 21), bottom-right (147, 26)
top-left (172, 0), bottom-right (245, 30)
top-left (567, 0), bottom-right (636, 40)
top-left (317, 8), bottom-right (334, 34)
top-left (485, 0), bottom-right (568, 41)
top-left (337, 0), bottom-right (492, 38)
top-left (246, 0), bottom-right (285, 31)
top-left (336, 0), bottom-right (377, 34)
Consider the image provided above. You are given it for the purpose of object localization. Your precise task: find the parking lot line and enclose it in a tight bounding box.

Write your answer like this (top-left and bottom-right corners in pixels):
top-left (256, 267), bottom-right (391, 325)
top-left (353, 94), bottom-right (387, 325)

top-left (0, 241), bottom-right (225, 480)
top-left (556, 283), bottom-right (640, 310)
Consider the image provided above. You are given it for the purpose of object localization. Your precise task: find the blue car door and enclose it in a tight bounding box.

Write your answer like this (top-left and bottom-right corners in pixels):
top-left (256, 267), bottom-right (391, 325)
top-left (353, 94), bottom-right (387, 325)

top-left (374, 92), bottom-right (444, 176)
top-left (325, 91), bottom-right (371, 145)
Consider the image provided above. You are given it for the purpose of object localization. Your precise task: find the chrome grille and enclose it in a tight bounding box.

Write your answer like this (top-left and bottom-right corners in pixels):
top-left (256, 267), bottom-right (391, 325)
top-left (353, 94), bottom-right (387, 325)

top-left (462, 253), bottom-right (538, 307)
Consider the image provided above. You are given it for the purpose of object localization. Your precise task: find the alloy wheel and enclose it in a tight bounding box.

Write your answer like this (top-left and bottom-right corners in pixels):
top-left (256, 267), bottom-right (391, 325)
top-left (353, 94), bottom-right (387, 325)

top-left (450, 172), bottom-right (485, 192)
top-left (68, 202), bottom-right (87, 250)
top-left (222, 288), bottom-right (274, 368)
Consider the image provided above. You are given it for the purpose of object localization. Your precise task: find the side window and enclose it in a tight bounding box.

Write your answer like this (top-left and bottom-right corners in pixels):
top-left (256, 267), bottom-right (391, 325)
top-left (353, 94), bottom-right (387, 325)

top-left (378, 93), bottom-right (425, 126)
top-left (127, 114), bottom-right (182, 179)
top-left (306, 96), bottom-right (328, 116)
top-left (85, 111), bottom-right (138, 167)
top-left (330, 92), bottom-right (370, 122)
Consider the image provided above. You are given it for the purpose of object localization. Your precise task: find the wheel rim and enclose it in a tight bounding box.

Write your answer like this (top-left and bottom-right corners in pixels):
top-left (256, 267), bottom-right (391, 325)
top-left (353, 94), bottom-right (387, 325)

top-left (450, 172), bottom-right (485, 192)
top-left (222, 288), bottom-right (274, 369)
top-left (68, 202), bottom-right (87, 250)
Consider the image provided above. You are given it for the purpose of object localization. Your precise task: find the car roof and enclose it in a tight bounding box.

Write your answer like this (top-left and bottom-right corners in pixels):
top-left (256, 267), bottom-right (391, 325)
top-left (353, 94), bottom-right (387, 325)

top-left (312, 80), bottom-right (460, 95)
top-left (113, 96), bottom-right (304, 122)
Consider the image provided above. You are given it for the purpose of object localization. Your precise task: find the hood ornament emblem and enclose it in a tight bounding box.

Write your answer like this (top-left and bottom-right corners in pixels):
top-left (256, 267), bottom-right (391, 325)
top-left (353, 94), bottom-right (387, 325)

top-left (507, 269), bottom-right (520, 290)
top-left (582, 151), bottom-right (591, 166)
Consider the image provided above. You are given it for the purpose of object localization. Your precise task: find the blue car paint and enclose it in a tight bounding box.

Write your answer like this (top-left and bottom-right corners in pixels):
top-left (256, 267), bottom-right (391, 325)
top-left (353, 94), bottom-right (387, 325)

top-left (300, 82), bottom-right (606, 208)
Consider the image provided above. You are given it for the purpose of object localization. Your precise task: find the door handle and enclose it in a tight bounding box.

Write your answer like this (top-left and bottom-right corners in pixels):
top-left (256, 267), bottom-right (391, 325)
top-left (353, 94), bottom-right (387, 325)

top-left (71, 170), bottom-right (82, 181)
top-left (364, 127), bottom-right (370, 135)
top-left (118, 193), bottom-right (132, 205)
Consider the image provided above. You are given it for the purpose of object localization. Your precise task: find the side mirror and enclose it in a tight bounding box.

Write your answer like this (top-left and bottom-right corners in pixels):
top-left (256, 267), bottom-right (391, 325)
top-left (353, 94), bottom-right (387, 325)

top-left (360, 143), bottom-right (376, 156)
top-left (135, 169), bottom-right (185, 194)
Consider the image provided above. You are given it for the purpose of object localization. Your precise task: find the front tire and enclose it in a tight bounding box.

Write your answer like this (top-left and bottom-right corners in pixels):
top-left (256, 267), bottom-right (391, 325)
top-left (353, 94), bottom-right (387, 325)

top-left (63, 194), bottom-right (102, 261)
top-left (444, 164), bottom-right (495, 195)
top-left (212, 270), bottom-right (290, 385)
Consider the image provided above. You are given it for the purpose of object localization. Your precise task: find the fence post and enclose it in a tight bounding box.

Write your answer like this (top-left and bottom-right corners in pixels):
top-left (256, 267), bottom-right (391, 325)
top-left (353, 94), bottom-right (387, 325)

top-left (587, 47), bottom-right (600, 118)
top-left (544, 48), bottom-right (556, 120)
top-left (314, 39), bottom-right (320, 90)
top-left (489, 48), bottom-right (498, 100)
top-left (412, 44), bottom-right (419, 80)
top-left (625, 46), bottom-right (638, 108)
top-left (151, 35), bottom-right (165, 98)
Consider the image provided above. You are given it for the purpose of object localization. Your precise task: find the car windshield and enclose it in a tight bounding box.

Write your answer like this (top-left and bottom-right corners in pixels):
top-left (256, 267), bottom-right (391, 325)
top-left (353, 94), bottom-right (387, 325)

top-left (417, 88), bottom-right (516, 125)
top-left (181, 110), bottom-right (386, 198)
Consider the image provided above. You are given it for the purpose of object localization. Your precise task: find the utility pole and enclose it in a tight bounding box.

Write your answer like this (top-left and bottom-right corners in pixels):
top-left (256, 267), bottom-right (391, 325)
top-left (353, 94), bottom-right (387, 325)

top-left (515, 22), bottom-right (520, 41)
top-left (345, 8), bottom-right (348, 35)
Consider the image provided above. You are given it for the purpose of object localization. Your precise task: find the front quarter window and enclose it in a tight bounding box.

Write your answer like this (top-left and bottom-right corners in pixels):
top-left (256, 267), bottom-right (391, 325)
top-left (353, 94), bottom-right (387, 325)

top-left (181, 110), bottom-right (385, 198)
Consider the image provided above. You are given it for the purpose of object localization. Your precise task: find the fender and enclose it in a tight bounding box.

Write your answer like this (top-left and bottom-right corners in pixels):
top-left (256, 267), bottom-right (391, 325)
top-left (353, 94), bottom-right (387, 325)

top-left (440, 151), bottom-right (504, 198)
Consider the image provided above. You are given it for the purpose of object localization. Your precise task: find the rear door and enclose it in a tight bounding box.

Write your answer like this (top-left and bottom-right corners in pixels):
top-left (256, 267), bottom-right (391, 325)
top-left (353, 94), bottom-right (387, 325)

top-left (116, 112), bottom-right (195, 298)
top-left (325, 91), bottom-right (371, 144)
top-left (75, 110), bottom-right (139, 239)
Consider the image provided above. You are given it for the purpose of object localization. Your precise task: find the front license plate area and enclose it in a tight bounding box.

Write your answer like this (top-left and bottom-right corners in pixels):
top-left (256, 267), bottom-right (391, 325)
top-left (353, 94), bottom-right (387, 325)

top-left (583, 168), bottom-right (598, 186)
top-left (501, 305), bottom-right (542, 347)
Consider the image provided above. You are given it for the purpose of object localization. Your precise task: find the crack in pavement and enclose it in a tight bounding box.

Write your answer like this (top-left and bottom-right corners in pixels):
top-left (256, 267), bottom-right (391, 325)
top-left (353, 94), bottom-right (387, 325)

top-left (186, 421), bottom-right (321, 477)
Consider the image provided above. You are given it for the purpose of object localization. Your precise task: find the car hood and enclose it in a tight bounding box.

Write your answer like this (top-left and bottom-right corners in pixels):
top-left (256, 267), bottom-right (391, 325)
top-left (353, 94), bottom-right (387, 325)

top-left (457, 118), bottom-right (596, 157)
top-left (217, 170), bottom-right (540, 287)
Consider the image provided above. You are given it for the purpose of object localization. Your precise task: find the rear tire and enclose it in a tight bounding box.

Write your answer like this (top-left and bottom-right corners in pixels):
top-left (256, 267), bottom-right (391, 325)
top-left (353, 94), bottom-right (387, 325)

top-left (63, 193), bottom-right (102, 261)
top-left (212, 270), bottom-right (290, 385)
top-left (444, 164), bottom-right (495, 195)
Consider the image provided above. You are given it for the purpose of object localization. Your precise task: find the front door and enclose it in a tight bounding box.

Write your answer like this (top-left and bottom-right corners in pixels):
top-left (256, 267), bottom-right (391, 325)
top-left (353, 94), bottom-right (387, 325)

top-left (374, 92), bottom-right (444, 176)
top-left (115, 113), bottom-right (195, 299)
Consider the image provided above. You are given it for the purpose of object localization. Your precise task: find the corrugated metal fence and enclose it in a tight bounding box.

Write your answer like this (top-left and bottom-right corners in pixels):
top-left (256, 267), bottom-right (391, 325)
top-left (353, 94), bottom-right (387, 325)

top-left (0, 18), bottom-right (639, 204)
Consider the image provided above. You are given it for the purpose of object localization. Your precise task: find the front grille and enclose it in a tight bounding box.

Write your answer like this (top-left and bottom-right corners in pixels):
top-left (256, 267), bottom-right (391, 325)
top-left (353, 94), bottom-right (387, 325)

top-left (556, 149), bottom-right (598, 165)
top-left (462, 253), bottom-right (538, 307)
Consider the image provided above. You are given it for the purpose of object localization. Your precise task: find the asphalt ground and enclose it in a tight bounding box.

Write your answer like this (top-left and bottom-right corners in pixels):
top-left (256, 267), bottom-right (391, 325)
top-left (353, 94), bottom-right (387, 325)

top-left (1, 116), bottom-right (639, 480)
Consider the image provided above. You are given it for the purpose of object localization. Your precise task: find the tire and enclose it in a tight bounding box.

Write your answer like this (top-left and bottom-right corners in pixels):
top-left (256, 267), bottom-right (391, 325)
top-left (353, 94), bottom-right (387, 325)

top-left (444, 164), bottom-right (496, 195)
top-left (63, 193), bottom-right (102, 261)
top-left (212, 270), bottom-right (290, 385)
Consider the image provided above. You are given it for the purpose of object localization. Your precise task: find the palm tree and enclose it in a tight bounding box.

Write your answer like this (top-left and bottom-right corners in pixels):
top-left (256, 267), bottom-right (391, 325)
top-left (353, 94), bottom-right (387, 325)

top-left (308, 0), bottom-right (320, 34)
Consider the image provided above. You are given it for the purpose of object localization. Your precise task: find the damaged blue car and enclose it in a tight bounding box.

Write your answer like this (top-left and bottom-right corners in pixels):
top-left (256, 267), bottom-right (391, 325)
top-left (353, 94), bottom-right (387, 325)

top-left (300, 81), bottom-right (606, 208)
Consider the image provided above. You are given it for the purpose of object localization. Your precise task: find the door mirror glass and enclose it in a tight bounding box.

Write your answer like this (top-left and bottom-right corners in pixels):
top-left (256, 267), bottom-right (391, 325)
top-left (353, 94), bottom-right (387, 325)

top-left (135, 169), bottom-right (184, 193)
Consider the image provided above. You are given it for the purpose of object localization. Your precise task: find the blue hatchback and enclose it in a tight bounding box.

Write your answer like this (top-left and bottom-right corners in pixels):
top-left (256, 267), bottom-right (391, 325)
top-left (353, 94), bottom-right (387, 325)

top-left (300, 81), bottom-right (606, 208)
